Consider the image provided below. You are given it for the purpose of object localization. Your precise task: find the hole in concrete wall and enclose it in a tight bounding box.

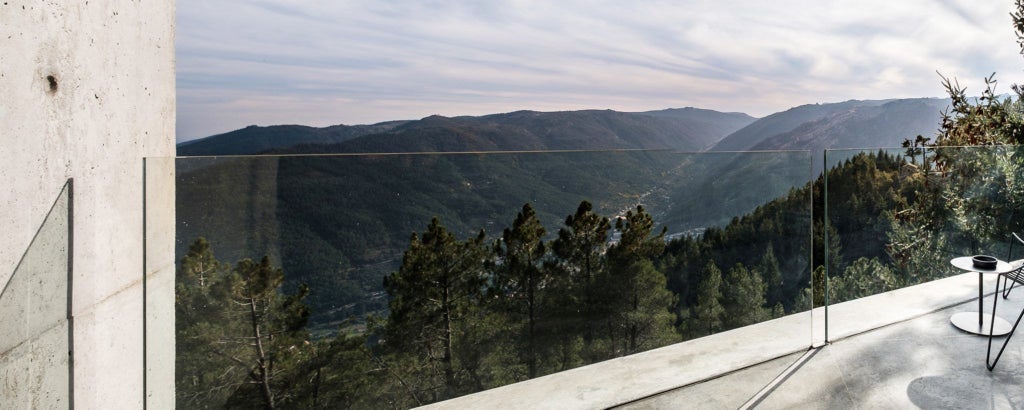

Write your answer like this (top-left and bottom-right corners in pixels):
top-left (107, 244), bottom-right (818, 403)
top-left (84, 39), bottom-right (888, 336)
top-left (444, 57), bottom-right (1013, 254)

top-left (46, 75), bottom-right (58, 93)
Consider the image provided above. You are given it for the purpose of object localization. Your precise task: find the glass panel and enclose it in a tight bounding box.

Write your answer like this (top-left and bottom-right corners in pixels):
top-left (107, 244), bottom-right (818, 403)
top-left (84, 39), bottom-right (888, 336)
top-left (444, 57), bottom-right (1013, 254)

top-left (664, 151), bottom-right (814, 334)
top-left (924, 145), bottom-right (1024, 258)
top-left (157, 150), bottom-right (812, 408)
top-left (822, 145), bottom-right (1024, 339)
top-left (144, 157), bottom-right (177, 407)
top-left (0, 179), bottom-right (72, 408)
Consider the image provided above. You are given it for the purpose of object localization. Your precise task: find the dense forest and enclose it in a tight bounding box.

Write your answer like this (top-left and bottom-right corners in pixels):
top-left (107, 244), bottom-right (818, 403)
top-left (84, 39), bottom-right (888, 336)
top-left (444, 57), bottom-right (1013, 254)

top-left (176, 150), bottom-right (813, 336)
top-left (176, 200), bottom-right (798, 409)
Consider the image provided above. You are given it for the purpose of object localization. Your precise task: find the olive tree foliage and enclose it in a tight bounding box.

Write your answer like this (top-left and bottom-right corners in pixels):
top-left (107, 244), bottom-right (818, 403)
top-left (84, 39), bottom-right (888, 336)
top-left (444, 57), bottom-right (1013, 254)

top-left (889, 1), bottom-right (1024, 280)
top-left (829, 258), bottom-right (901, 304)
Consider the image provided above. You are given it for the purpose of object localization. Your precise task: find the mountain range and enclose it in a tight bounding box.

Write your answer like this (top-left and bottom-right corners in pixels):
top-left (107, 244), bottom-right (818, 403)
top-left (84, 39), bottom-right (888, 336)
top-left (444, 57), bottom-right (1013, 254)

top-left (177, 98), bottom-right (950, 157)
top-left (173, 97), bottom-right (952, 330)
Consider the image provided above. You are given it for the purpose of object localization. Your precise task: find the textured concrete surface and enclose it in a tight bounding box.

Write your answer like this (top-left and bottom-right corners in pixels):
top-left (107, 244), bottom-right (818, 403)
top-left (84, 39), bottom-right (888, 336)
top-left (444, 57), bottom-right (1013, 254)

top-left (758, 292), bottom-right (1024, 409)
top-left (0, 184), bottom-right (70, 409)
top-left (0, 0), bottom-right (175, 408)
top-left (0, 323), bottom-right (71, 409)
top-left (426, 307), bottom-right (814, 410)
top-left (815, 270), bottom-right (1000, 344)
top-left (627, 279), bottom-right (1024, 409)
top-left (615, 352), bottom-right (805, 410)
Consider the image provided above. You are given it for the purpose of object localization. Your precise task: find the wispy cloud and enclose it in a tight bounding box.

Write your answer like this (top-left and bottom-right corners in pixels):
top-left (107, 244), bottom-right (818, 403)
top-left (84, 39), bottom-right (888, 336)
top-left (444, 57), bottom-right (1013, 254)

top-left (177, 0), bottom-right (1024, 141)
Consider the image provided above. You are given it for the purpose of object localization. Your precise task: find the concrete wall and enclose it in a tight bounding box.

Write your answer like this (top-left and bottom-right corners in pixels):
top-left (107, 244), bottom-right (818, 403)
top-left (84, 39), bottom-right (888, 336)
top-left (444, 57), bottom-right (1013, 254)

top-left (0, 0), bottom-right (175, 408)
top-left (0, 181), bottom-right (72, 409)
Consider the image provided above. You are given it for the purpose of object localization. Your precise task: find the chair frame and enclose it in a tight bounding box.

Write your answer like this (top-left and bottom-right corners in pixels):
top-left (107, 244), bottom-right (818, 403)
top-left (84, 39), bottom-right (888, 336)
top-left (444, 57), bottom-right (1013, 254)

top-left (1001, 233), bottom-right (1024, 298)
top-left (986, 232), bottom-right (1024, 370)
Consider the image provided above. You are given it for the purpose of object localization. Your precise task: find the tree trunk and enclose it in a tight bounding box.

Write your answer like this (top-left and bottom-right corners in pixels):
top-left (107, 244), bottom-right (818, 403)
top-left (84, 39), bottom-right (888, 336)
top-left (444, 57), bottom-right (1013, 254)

top-left (249, 296), bottom-right (275, 410)
top-left (527, 270), bottom-right (537, 379)
top-left (441, 273), bottom-right (456, 397)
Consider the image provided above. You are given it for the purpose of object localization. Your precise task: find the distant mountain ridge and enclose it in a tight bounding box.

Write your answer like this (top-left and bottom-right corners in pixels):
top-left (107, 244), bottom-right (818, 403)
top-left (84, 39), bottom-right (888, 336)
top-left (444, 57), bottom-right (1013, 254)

top-left (750, 99), bottom-right (949, 151)
top-left (177, 98), bottom-right (951, 157)
top-left (177, 108), bottom-right (756, 156)
top-left (641, 107), bottom-right (761, 150)
top-left (176, 121), bottom-right (410, 156)
top-left (709, 98), bottom-right (950, 152)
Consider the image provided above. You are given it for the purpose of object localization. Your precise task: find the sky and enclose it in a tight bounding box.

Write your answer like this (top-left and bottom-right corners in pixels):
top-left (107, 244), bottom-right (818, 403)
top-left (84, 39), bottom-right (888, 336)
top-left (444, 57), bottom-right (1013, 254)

top-left (176, 0), bottom-right (1024, 142)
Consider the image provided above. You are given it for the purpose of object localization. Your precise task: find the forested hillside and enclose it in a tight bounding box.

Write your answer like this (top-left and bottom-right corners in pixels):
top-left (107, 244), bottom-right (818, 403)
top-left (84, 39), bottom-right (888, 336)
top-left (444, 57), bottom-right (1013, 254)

top-left (710, 98), bottom-right (949, 154)
top-left (175, 145), bottom-right (827, 333)
top-left (177, 148), bottom-right (951, 408)
top-left (177, 151), bottom-right (689, 329)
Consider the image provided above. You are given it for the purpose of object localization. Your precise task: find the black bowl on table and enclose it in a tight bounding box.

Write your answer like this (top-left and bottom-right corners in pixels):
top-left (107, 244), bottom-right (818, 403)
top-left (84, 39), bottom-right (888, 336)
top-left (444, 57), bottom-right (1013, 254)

top-left (973, 255), bottom-right (998, 270)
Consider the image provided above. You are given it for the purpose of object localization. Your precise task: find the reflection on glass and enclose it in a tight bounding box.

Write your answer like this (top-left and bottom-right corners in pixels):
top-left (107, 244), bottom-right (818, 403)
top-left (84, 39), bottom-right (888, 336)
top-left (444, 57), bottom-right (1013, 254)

top-left (168, 151), bottom-right (812, 408)
top-left (0, 179), bottom-right (72, 408)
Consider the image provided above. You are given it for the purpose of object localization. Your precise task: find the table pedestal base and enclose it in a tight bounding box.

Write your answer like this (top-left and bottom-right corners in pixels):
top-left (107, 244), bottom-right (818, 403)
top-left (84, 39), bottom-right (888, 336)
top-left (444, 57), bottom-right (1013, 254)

top-left (950, 312), bottom-right (1012, 336)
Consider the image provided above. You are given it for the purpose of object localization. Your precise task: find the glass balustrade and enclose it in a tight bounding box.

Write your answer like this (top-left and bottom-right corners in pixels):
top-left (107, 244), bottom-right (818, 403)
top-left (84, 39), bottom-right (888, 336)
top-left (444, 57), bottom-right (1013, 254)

top-left (146, 150), bottom-right (814, 409)
top-left (822, 145), bottom-right (1024, 340)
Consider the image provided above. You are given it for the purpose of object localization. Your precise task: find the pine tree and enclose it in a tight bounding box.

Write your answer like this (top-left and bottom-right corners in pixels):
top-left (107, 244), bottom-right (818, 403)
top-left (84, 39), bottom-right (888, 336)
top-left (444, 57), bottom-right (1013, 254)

top-left (176, 238), bottom-right (233, 408)
top-left (606, 206), bottom-right (678, 355)
top-left (814, 219), bottom-right (843, 281)
top-left (278, 330), bottom-right (388, 409)
top-left (690, 260), bottom-right (725, 337)
top-left (383, 217), bottom-right (489, 401)
top-left (547, 201), bottom-right (611, 362)
top-left (758, 245), bottom-right (785, 314)
top-left (722, 263), bottom-right (770, 329)
top-left (224, 257), bottom-right (311, 409)
top-left (175, 238), bottom-right (311, 410)
top-left (491, 203), bottom-right (548, 378)
top-left (551, 201), bottom-right (611, 285)
top-left (179, 237), bottom-right (222, 288)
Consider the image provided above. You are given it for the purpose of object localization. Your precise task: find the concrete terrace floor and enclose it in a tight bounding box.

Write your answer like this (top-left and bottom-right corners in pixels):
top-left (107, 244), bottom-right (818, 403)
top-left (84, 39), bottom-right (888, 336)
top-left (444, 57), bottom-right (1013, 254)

top-left (621, 286), bottom-right (1024, 409)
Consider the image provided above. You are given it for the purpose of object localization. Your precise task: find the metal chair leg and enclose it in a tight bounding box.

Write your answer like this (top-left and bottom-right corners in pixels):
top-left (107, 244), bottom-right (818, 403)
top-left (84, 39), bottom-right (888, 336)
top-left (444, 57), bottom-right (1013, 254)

top-left (987, 274), bottom-right (1024, 371)
top-left (1004, 233), bottom-right (1024, 299)
top-left (1003, 272), bottom-right (1019, 299)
